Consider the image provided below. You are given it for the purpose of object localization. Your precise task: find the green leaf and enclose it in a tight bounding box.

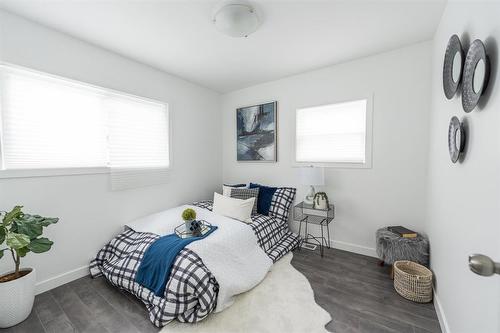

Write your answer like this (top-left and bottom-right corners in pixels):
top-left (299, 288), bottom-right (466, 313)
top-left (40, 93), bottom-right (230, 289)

top-left (16, 246), bottom-right (29, 257)
top-left (0, 249), bottom-right (4, 259)
top-left (14, 220), bottom-right (43, 240)
top-left (15, 214), bottom-right (43, 224)
top-left (28, 237), bottom-right (53, 253)
top-left (37, 217), bottom-right (59, 227)
top-left (2, 206), bottom-right (23, 227)
top-left (0, 226), bottom-right (5, 245)
top-left (19, 214), bottom-right (59, 228)
top-left (6, 232), bottom-right (30, 249)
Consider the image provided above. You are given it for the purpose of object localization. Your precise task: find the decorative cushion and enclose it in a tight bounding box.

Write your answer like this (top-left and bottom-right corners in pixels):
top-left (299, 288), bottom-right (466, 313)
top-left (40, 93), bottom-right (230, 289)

top-left (222, 183), bottom-right (247, 196)
top-left (212, 192), bottom-right (254, 223)
top-left (268, 187), bottom-right (297, 223)
top-left (230, 187), bottom-right (259, 215)
top-left (249, 183), bottom-right (278, 215)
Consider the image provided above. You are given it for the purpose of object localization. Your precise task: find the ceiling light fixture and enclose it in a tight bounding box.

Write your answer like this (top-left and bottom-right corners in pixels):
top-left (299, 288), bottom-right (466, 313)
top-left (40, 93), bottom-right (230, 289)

top-left (212, 1), bottom-right (261, 38)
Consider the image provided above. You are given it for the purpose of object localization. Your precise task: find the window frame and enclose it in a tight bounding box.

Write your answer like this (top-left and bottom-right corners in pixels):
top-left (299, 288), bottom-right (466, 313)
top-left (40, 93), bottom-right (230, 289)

top-left (293, 94), bottom-right (373, 169)
top-left (0, 62), bottom-right (172, 179)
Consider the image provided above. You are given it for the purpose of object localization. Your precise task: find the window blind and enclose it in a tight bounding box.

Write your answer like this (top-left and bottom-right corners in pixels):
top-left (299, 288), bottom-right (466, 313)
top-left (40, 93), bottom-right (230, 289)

top-left (0, 67), bottom-right (108, 169)
top-left (0, 65), bottom-right (170, 189)
top-left (296, 99), bottom-right (367, 163)
top-left (106, 95), bottom-right (170, 190)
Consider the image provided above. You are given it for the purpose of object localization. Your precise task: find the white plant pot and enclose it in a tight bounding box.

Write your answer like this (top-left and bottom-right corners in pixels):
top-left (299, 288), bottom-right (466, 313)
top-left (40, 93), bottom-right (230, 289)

top-left (185, 219), bottom-right (194, 232)
top-left (314, 199), bottom-right (328, 210)
top-left (0, 268), bottom-right (36, 328)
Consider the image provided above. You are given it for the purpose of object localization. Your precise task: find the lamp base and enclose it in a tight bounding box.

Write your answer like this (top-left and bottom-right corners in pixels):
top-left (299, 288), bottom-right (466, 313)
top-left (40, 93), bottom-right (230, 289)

top-left (304, 185), bottom-right (316, 205)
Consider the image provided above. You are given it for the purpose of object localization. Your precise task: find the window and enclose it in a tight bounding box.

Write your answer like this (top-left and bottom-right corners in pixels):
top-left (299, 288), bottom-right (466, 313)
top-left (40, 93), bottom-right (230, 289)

top-left (1, 66), bottom-right (109, 170)
top-left (295, 98), bottom-right (371, 167)
top-left (0, 64), bottom-right (170, 187)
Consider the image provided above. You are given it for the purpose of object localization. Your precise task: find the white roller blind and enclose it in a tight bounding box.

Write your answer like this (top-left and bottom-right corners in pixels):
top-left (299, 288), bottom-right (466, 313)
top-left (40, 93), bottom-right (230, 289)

top-left (0, 65), bottom-right (170, 189)
top-left (296, 99), bottom-right (367, 163)
top-left (1, 67), bottom-right (108, 169)
top-left (106, 96), bottom-right (169, 169)
top-left (106, 95), bottom-right (170, 190)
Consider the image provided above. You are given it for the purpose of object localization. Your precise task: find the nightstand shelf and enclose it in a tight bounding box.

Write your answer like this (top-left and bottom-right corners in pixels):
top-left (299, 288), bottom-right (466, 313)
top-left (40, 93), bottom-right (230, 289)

top-left (293, 201), bottom-right (335, 257)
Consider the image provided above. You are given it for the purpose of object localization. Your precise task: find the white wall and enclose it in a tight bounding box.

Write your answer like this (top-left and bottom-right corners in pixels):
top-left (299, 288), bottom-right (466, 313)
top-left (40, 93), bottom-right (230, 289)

top-left (221, 42), bottom-right (432, 256)
top-left (0, 11), bottom-right (222, 293)
top-left (426, 3), bottom-right (500, 333)
top-left (2, 6), bottom-right (497, 332)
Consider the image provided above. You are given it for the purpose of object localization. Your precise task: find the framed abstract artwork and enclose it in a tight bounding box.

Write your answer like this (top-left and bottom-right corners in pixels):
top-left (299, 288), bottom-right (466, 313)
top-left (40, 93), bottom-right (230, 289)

top-left (236, 101), bottom-right (277, 162)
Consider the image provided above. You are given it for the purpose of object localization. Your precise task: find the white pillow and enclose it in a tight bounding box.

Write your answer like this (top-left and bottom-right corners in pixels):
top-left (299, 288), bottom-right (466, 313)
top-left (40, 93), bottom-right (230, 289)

top-left (212, 192), bottom-right (255, 223)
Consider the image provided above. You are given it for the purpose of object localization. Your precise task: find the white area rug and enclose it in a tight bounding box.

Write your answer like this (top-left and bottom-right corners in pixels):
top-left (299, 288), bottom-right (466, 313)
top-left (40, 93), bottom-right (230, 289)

top-left (161, 253), bottom-right (332, 333)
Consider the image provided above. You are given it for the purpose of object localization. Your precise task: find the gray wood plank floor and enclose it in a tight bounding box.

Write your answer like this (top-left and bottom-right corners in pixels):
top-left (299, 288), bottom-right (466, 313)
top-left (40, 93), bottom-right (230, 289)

top-left (292, 247), bottom-right (441, 333)
top-left (1, 247), bottom-right (441, 333)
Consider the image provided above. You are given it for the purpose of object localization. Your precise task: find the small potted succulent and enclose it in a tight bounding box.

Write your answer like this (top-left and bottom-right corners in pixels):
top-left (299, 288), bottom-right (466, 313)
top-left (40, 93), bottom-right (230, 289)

top-left (313, 192), bottom-right (330, 210)
top-left (181, 208), bottom-right (196, 232)
top-left (0, 206), bottom-right (58, 328)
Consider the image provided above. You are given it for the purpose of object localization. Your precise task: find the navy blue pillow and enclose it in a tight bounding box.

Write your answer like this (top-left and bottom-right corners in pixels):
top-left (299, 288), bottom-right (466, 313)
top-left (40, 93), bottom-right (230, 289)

top-left (223, 183), bottom-right (246, 187)
top-left (249, 183), bottom-right (278, 215)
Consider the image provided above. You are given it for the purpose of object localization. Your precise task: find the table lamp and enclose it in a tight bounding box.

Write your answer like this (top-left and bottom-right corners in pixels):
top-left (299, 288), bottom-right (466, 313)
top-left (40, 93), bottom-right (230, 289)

top-left (299, 166), bottom-right (324, 205)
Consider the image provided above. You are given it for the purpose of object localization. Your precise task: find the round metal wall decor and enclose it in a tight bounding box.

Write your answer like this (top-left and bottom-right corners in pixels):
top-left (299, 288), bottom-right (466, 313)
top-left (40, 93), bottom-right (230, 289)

top-left (462, 39), bottom-right (490, 112)
top-left (443, 34), bottom-right (464, 99)
top-left (448, 116), bottom-right (465, 163)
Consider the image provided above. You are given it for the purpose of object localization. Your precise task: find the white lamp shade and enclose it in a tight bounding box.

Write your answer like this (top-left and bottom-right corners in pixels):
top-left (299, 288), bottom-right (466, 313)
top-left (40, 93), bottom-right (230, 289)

top-left (298, 167), bottom-right (324, 186)
top-left (213, 3), bottom-right (260, 37)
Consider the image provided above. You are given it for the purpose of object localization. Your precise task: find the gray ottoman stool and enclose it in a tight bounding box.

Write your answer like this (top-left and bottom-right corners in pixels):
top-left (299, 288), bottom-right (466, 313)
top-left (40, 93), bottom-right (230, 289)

top-left (376, 228), bottom-right (429, 267)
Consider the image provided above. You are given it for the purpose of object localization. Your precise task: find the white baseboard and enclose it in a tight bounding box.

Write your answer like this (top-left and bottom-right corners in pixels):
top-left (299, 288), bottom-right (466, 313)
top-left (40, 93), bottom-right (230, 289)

top-left (330, 239), bottom-right (378, 258)
top-left (433, 291), bottom-right (450, 333)
top-left (32, 240), bottom-right (376, 295)
top-left (290, 222), bottom-right (377, 258)
top-left (35, 265), bottom-right (89, 295)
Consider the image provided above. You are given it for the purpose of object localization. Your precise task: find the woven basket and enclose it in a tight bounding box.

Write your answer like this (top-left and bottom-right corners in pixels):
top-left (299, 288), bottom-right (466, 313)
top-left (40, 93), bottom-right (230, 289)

top-left (393, 260), bottom-right (433, 303)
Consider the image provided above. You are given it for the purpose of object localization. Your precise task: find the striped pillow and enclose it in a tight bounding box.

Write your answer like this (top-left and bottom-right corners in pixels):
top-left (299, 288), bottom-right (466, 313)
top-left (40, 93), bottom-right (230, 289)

top-left (230, 187), bottom-right (259, 215)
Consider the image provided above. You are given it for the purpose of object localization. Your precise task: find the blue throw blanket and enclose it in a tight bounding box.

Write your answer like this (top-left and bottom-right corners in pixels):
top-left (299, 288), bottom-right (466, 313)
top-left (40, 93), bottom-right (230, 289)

top-left (136, 226), bottom-right (217, 296)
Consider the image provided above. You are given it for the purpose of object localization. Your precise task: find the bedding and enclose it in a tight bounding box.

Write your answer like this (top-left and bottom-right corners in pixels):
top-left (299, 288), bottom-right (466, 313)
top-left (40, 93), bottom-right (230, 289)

top-left (127, 205), bottom-right (273, 314)
top-left (222, 183), bottom-right (247, 196)
top-left (135, 225), bottom-right (217, 296)
top-left (250, 183), bottom-right (278, 215)
top-left (229, 187), bottom-right (259, 214)
top-left (212, 192), bottom-right (255, 222)
top-left (262, 186), bottom-right (297, 224)
top-left (90, 189), bottom-right (298, 328)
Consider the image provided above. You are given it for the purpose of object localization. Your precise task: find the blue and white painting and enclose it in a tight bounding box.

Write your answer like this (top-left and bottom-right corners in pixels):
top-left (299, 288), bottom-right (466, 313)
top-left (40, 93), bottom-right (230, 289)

top-left (237, 101), bottom-right (277, 162)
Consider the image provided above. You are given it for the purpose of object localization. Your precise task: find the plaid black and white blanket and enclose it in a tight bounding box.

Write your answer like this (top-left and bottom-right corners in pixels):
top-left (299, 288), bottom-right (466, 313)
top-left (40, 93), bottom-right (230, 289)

top-left (90, 197), bottom-right (299, 327)
top-left (194, 200), bottom-right (299, 262)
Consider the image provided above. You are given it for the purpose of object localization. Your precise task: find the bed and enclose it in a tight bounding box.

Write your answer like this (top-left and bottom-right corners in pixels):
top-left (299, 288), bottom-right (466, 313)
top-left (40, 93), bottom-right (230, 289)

top-left (89, 188), bottom-right (299, 327)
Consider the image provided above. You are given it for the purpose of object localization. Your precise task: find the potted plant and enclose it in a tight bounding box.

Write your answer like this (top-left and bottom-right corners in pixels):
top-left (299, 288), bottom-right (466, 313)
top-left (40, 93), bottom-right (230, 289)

top-left (181, 208), bottom-right (196, 232)
top-left (313, 192), bottom-right (330, 210)
top-left (0, 206), bottom-right (58, 328)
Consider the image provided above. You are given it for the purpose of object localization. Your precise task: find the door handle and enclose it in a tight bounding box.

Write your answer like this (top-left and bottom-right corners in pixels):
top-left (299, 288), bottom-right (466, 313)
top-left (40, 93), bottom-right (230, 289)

top-left (469, 254), bottom-right (500, 276)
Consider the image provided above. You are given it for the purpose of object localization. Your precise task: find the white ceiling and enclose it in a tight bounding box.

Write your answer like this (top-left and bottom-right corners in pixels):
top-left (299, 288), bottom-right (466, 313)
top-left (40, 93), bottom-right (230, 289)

top-left (0, 0), bottom-right (446, 93)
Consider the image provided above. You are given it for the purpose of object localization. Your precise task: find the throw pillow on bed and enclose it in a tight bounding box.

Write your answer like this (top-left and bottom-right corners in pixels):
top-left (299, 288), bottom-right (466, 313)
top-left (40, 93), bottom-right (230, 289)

top-left (249, 183), bottom-right (297, 223)
top-left (230, 187), bottom-right (259, 215)
top-left (268, 187), bottom-right (297, 223)
top-left (249, 183), bottom-right (278, 215)
top-left (212, 192), bottom-right (254, 223)
top-left (222, 183), bottom-right (247, 196)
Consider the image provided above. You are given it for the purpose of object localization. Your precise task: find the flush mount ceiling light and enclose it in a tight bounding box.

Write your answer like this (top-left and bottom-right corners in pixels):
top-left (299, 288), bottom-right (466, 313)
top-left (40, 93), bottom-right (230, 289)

top-left (212, 1), bottom-right (261, 38)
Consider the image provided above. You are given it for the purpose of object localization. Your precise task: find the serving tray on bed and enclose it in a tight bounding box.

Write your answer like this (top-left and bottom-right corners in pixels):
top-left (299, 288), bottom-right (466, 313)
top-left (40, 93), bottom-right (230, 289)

top-left (174, 220), bottom-right (213, 239)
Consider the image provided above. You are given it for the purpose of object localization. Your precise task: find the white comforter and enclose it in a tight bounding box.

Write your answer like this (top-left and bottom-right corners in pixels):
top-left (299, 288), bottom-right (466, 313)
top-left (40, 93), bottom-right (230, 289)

top-left (126, 205), bottom-right (273, 312)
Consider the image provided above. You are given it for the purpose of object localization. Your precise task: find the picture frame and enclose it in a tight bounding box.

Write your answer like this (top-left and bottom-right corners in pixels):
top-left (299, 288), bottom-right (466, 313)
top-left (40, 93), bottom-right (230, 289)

top-left (236, 101), bottom-right (277, 162)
